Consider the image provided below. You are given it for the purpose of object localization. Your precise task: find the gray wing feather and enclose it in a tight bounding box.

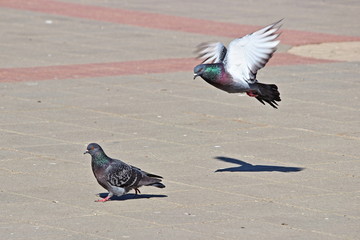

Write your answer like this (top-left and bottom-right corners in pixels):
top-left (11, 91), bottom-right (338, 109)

top-left (225, 19), bottom-right (282, 83)
top-left (106, 160), bottom-right (141, 188)
top-left (196, 42), bottom-right (227, 64)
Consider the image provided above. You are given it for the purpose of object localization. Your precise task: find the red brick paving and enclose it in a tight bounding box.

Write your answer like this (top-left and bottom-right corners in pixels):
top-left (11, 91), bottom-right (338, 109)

top-left (0, 54), bottom-right (333, 82)
top-left (0, 0), bottom-right (353, 82)
top-left (1, 0), bottom-right (359, 46)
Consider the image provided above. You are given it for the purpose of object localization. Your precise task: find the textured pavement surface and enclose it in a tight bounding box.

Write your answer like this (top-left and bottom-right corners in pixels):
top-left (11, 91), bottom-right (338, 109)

top-left (0, 1), bottom-right (359, 239)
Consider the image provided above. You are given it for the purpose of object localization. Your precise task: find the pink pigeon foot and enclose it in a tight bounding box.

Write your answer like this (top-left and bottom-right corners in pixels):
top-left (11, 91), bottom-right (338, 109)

top-left (95, 196), bottom-right (111, 202)
top-left (246, 91), bottom-right (258, 97)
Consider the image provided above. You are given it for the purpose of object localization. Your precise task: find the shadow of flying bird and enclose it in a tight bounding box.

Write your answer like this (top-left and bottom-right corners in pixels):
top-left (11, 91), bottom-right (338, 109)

top-left (215, 156), bottom-right (304, 173)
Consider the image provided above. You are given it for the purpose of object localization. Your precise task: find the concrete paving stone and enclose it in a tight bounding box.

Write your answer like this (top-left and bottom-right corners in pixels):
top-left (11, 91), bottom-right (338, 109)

top-left (308, 160), bottom-right (360, 178)
top-left (104, 225), bottom-right (219, 240)
top-left (273, 134), bottom-right (358, 157)
top-left (34, 214), bottom-right (183, 240)
top-left (224, 125), bottom-right (314, 142)
top-left (180, 218), bottom-right (342, 240)
top-left (1, 79), bottom-right (91, 93)
top-left (226, 181), bottom-right (331, 202)
top-left (165, 165), bottom-right (268, 188)
top-left (308, 95), bottom-right (360, 112)
top-left (0, 121), bottom-right (91, 137)
top-left (17, 107), bottom-right (106, 123)
top-left (0, 170), bottom-right (74, 195)
top-left (0, 148), bottom-right (31, 161)
top-left (0, 190), bottom-right (45, 205)
top-left (212, 164), bottom-right (345, 189)
top-left (0, 95), bottom-right (65, 112)
top-left (96, 137), bottom-right (188, 153)
top-left (38, 129), bottom-right (136, 145)
top-left (310, 61), bottom-right (360, 74)
top-left (110, 122), bottom-right (255, 147)
top-left (0, 0), bottom-right (359, 239)
top-left (244, 168), bottom-right (356, 193)
top-left (243, 110), bottom-right (359, 136)
top-left (1, 198), bottom-right (95, 221)
top-left (258, 64), bottom-right (329, 79)
top-left (78, 98), bottom-right (197, 116)
top-left (283, 90), bottom-right (360, 111)
top-left (44, 113), bottom-right (122, 127)
top-left (162, 186), bottom-right (259, 208)
top-left (196, 200), bottom-right (316, 226)
top-left (122, 112), bottom-right (262, 132)
top-left (84, 193), bottom-right (173, 213)
top-left (16, 180), bottom-right (100, 205)
top-left (183, 204), bottom-right (342, 239)
top-left (0, 11), bottom-right (207, 68)
top-left (119, 205), bottom-right (231, 227)
top-left (169, 172), bottom-right (258, 195)
top-left (196, 139), bottom-right (306, 163)
top-left (291, 173), bottom-right (360, 194)
top-left (1, 155), bottom-right (76, 173)
top-left (0, 113), bottom-right (48, 126)
top-left (212, 144), bottom-right (342, 167)
top-left (263, 210), bottom-right (360, 239)
top-left (61, 84), bottom-right (187, 106)
top-left (103, 74), bottom-right (204, 93)
top-left (276, 99), bottom-right (359, 119)
top-left (276, 191), bottom-right (360, 217)
top-left (12, 143), bottom-right (86, 160)
top-left (0, 130), bottom-right (67, 149)
top-left (2, 86), bottom-right (81, 103)
top-left (62, 0), bottom-right (360, 36)
top-left (285, 72), bottom-right (360, 90)
top-left (0, 155), bottom-right (90, 181)
top-left (0, 222), bottom-right (107, 240)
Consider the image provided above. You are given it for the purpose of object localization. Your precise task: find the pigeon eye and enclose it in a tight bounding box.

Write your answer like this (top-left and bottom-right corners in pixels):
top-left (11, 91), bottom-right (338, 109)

top-left (91, 146), bottom-right (95, 150)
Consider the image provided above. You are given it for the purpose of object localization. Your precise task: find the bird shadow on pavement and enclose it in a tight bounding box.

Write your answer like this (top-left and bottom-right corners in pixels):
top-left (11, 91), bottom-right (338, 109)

top-left (98, 193), bottom-right (168, 201)
top-left (214, 156), bottom-right (304, 173)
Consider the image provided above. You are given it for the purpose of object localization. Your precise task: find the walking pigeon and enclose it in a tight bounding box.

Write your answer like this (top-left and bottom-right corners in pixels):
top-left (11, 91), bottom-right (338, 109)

top-left (84, 143), bottom-right (165, 202)
top-left (193, 20), bottom-right (282, 108)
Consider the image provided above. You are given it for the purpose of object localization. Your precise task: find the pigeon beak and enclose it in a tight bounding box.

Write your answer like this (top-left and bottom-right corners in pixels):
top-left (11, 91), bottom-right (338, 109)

top-left (193, 74), bottom-right (199, 80)
top-left (84, 150), bottom-right (89, 155)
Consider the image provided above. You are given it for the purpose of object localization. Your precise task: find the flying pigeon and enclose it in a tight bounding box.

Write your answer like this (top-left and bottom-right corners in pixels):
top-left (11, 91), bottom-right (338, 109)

top-left (193, 20), bottom-right (282, 108)
top-left (84, 143), bottom-right (165, 202)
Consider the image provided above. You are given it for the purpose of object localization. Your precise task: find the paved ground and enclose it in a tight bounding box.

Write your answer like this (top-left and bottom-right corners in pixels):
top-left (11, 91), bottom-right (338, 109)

top-left (0, 0), bottom-right (359, 239)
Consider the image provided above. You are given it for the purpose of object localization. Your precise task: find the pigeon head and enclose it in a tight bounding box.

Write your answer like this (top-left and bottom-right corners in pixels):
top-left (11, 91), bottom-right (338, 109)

top-left (193, 63), bottom-right (224, 83)
top-left (84, 143), bottom-right (104, 156)
top-left (193, 64), bottom-right (205, 79)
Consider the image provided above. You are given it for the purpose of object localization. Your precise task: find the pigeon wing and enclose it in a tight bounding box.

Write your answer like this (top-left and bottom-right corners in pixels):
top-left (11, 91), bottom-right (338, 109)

top-left (196, 42), bottom-right (227, 64)
top-left (225, 19), bottom-right (282, 83)
top-left (106, 160), bottom-right (141, 188)
top-left (131, 165), bottom-right (163, 179)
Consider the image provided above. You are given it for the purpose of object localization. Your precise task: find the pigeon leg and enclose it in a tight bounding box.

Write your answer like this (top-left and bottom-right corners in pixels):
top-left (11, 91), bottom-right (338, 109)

top-left (95, 192), bottom-right (113, 202)
top-left (246, 91), bottom-right (258, 97)
top-left (95, 197), bottom-right (109, 202)
top-left (134, 188), bottom-right (141, 195)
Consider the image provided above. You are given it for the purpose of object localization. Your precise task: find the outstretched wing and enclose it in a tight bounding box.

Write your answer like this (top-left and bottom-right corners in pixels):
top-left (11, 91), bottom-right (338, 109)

top-left (225, 19), bottom-right (282, 83)
top-left (195, 42), bottom-right (227, 64)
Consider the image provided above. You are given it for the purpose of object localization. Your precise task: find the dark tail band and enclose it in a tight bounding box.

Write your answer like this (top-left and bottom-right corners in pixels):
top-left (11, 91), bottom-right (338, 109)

top-left (148, 182), bottom-right (166, 188)
top-left (255, 83), bottom-right (281, 109)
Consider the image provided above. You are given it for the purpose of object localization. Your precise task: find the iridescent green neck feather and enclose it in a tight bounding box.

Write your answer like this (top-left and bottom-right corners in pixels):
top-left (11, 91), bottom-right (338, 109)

top-left (92, 151), bottom-right (110, 166)
top-left (202, 64), bottom-right (223, 82)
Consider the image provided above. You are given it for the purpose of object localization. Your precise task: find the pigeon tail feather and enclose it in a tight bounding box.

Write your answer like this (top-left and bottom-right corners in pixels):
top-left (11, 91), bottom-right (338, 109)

top-left (148, 182), bottom-right (166, 188)
top-left (144, 172), bottom-right (163, 179)
top-left (253, 83), bottom-right (281, 109)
